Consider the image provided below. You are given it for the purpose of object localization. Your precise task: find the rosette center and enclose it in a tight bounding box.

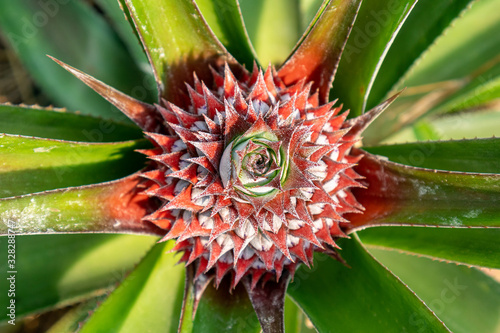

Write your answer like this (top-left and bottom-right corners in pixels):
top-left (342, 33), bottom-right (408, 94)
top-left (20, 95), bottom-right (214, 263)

top-left (220, 133), bottom-right (285, 197)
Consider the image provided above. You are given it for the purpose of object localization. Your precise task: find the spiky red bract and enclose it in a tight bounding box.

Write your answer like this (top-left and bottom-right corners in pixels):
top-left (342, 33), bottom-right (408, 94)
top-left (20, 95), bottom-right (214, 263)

top-left (139, 63), bottom-right (364, 288)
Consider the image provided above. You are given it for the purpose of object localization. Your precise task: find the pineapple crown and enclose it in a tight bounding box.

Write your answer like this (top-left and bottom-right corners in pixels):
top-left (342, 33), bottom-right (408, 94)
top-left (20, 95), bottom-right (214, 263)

top-left (138, 63), bottom-right (366, 288)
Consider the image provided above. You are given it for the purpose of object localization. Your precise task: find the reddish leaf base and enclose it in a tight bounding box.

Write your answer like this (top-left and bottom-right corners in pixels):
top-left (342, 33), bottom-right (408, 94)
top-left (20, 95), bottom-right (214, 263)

top-left (103, 175), bottom-right (165, 235)
top-left (243, 270), bottom-right (291, 333)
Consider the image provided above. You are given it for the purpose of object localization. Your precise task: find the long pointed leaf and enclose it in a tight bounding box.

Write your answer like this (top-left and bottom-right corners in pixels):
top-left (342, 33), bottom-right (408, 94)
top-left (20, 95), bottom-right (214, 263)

top-left (0, 234), bottom-right (157, 321)
top-left (196, 0), bottom-right (257, 68)
top-left (363, 83), bottom-right (466, 145)
top-left (0, 104), bottom-right (142, 142)
top-left (0, 175), bottom-right (161, 235)
top-left (124, 0), bottom-right (237, 104)
top-left (384, 109), bottom-right (500, 144)
top-left (239, 0), bottom-right (302, 65)
top-left (359, 226), bottom-right (500, 268)
top-left (79, 241), bottom-right (185, 333)
top-left (347, 151), bottom-right (500, 231)
top-left (46, 297), bottom-right (103, 333)
top-left (50, 57), bottom-right (161, 133)
top-left (330, 0), bottom-right (417, 116)
top-left (363, 137), bottom-right (500, 173)
top-left (0, 135), bottom-right (150, 198)
top-left (94, 0), bottom-right (151, 70)
top-left (298, 0), bottom-right (325, 32)
top-left (0, 0), bottom-right (150, 119)
top-left (364, 0), bottom-right (500, 143)
top-left (288, 237), bottom-right (450, 332)
top-left (365, 58), bottom-right (500, 144)
top-left (278, 0), bottom-right (362, 104)
top-left (370, 249), bottom-right (500, 333)
top-left (403, 0), bottom-right (500, 87)
top-left (367, 0), bottom-right (474, 109)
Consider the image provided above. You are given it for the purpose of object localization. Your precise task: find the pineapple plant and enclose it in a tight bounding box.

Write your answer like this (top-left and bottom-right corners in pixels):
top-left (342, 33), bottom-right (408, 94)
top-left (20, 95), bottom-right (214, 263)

top-left (0, 0), bottom-right (499, 332)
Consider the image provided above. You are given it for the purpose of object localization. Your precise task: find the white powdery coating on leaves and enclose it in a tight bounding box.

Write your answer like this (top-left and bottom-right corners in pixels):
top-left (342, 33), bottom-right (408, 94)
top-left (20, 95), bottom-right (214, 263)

top-left (0, 198), bottom-right (52, 232)
top-left (0, 194), bottom-right (97, 233)
top-left (463, 209), bottom-right (481, 219)
top-left (33, 146), bottom-right (57, 153)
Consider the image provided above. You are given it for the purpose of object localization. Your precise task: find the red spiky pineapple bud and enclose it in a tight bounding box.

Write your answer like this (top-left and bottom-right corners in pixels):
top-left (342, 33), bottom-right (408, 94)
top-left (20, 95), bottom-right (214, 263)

top-left (140, 63), bottom-right (364, 288)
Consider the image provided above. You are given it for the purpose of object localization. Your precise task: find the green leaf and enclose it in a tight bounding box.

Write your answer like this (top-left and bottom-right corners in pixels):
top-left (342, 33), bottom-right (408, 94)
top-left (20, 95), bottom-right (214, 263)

top-left (380, 57), bottom-right (500, 138)
top-left (196, 0), bottom-right (257, 68)
top-left (359, 226), bottom-right (500, 268)
top-left (46, 297), bottom-right (103, 333)
top-left (438, 109), bottom-right (500, 137)
top-left (383, 109), bottom-right (500, 144)
top-left (278, 0), bottom-right (363, 103)
top-left (177, 266), bottom-right (195, 333)
top-left (192, 280), bottom-right (260, 333)
top-left (0, 0), bottom-right (151, 120)
top-left (0, 104), bottom-right (142, 142)
top-left (370, 249), bottom-right (500, 333)
top-left (285, 296), bottom-right (315, 333)
top-left (0, 175), bottom-right (159, 235)
top-left (0, 135), bottom-right (150, 198)
top-left (94, 0), bottom-right (152, 71)
top-left (411, 120), bottom-right (441, 141)
top-left (364, 137), bottom-right (500, 173)
top-left (288, 237), bottom-right (450, 332)
top-left (403, 0), bottom-right (500, 87)
top-left (331, 0), bottom-right (418, 116)
top-left (433, 62), bottom-right (500, 114)
top-left (239, 0), bottom-right (301, 65)
top-left (284, 296), bottom-right (301, 333)
top-left (0, 234), bottom-right (157, 321)
top-left (80, 241), bottom-right (185, 333)
top-left (347, 152), bottom-right (500, 231)
top-left (124, 0), bottom-right (234, 104)
top-left (366, 0), bottom-right (500, 143)
top-left (46, 296), bottom-right (104, 333)
top-left (50, 56), bottom-right (161, 134)
top-left (362, 84), bottom-right (466, 145)
top-left (367, 0), bottom-right (473, 109)
top-left (298, 0), bottom-right (325, 32)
